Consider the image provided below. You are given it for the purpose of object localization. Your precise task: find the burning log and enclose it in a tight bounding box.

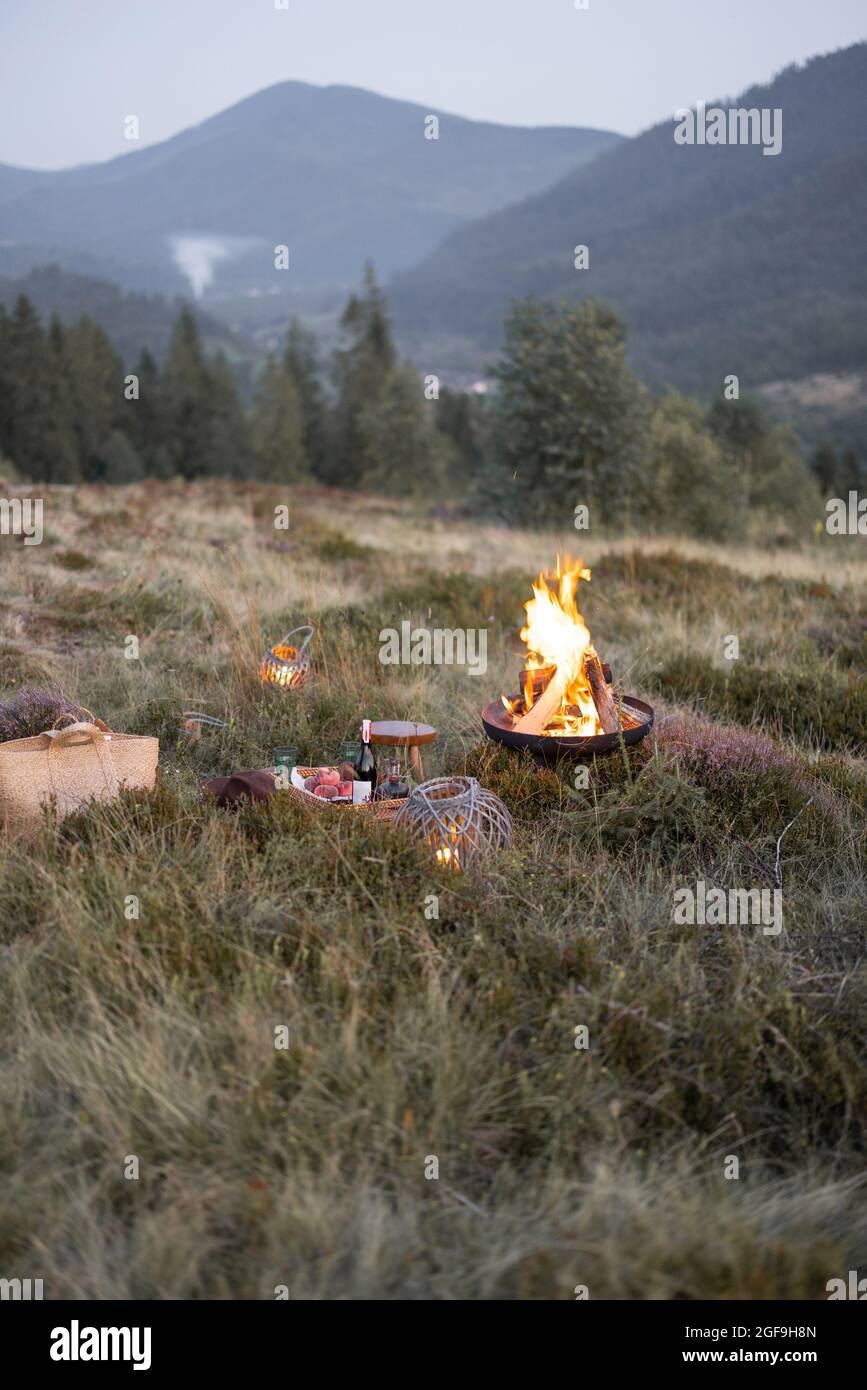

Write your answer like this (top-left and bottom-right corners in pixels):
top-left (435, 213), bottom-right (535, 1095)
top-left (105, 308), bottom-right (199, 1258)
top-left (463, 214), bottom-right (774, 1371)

top-left (583, 645), bottom-right (621, 733)
top-left (513, 663), bottom-right (572, 735)
top-left (511, 646), bottom-right (625, 737)
top-left (523, 666), bottom-right (555, 705)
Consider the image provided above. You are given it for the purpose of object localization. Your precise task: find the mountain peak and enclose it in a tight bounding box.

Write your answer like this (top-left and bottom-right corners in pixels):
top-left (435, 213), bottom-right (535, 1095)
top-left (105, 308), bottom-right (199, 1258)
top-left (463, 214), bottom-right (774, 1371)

top-left (0, 84), bottom-right (622, 297)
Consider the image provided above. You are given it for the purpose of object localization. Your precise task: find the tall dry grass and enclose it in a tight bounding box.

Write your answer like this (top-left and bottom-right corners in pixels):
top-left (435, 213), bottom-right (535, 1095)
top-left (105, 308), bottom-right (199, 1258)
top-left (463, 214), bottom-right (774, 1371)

top-left (0, 480), bottom-right (864, 1299)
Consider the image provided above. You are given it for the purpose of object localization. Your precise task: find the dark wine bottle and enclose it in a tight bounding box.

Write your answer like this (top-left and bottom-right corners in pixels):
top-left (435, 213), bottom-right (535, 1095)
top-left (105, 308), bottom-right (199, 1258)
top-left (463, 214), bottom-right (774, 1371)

top-left (353, 719), bottom-right (377, 800)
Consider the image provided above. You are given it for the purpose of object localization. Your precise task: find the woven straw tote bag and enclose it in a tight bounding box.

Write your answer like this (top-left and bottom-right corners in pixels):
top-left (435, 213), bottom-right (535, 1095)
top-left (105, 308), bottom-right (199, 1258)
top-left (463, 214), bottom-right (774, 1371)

top-left (0, 716), bottom-right (158, 839)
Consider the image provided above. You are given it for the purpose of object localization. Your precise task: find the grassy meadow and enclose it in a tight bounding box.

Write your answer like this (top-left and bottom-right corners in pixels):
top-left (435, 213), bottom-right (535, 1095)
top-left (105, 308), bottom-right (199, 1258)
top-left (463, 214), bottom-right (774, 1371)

top-left (0, 478), bottom-right (865, 1300)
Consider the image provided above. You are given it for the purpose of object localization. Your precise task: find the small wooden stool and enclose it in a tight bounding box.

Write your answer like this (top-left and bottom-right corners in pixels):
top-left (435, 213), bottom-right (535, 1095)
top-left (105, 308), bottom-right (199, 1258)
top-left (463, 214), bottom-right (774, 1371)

top-left (369, 721), bottom-right (437, 782)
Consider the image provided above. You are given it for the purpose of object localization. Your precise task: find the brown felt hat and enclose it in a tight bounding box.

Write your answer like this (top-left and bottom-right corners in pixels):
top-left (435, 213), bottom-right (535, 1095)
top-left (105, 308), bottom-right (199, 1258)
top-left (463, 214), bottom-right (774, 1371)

top-left (202, 768), bottom-right (277, 807)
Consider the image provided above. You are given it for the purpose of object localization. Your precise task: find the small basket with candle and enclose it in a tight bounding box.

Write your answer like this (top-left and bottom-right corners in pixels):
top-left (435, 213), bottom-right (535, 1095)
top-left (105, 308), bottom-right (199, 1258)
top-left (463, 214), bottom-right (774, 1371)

top-left (259, 626), bottom-right (315, 691)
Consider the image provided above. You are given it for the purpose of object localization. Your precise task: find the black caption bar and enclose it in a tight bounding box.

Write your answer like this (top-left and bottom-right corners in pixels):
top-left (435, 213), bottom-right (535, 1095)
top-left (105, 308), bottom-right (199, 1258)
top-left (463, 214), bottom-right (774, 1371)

top-left (1, 1297), bottom-right (862, 1375)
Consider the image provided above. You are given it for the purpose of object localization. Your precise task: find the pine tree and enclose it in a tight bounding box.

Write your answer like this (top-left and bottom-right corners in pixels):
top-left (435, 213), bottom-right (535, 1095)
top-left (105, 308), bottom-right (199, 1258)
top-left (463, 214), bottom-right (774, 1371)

top-left (207, 352), bottom-right (252, 477)
top-left (125, 348), bottom-right (166, 476)
top-left (358, 365), bottom-right (452, 498)
top-left (97, 429), bottom-right (144, 482)
top-left (3, 296), bottom-right (80, 482)
top-left (161, 308), bottom-right (214, 478)
top-left (46, 315), bottom-right (81, 482)
top-left (4, 296), bottom-right (53, 478)
top-left (65, 315), bottom-right (124, 480)
top-left (0, 305), bottom-right (11, 465)
top-left (251, 355), bottom-right (307, 482)
top-left (330, 263), bottom-right (396, 487)
top-left (838, 448), bottom-right (864, 493)
top-left (435, 386), bottom-right (486, 496)
top-left (490, 298), bottom-right (649, 524)
top-left (812, 442), bottom-right (838, 495)
top-left (283, 318), bottom-right (326, 478)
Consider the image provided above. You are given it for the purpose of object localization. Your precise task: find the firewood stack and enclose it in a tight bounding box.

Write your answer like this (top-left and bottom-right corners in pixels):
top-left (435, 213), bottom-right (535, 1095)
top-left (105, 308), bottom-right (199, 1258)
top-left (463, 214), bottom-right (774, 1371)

top-left (512, 646), bottom-right (641, 737)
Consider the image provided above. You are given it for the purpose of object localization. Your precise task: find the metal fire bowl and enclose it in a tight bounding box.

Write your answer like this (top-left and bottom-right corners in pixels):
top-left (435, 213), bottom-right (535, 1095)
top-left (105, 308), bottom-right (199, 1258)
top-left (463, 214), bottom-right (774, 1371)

top-left (481, 696), bottom-right (655, 763)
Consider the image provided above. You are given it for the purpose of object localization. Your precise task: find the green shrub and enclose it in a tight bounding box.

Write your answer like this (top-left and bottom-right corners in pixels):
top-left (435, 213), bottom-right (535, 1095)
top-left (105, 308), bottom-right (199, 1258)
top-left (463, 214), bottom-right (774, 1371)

top-left (650, 652), bottom-right (866, 752)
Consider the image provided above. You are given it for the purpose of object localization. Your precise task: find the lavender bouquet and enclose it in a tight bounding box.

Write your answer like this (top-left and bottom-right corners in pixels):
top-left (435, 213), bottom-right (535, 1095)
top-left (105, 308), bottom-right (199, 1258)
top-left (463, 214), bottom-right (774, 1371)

top-left (0, 684), bottom-right (91, 743)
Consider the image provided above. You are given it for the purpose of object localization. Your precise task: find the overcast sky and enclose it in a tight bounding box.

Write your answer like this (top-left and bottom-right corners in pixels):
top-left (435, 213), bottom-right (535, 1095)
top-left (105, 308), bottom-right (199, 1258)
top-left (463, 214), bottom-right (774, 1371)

top-left (1, 0), bottom-right (864, 170)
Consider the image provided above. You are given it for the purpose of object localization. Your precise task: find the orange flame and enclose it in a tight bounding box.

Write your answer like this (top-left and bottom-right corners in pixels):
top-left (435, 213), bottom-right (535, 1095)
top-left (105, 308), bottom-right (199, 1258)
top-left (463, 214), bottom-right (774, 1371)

top-left (503, 558), bottom-right (602, 736)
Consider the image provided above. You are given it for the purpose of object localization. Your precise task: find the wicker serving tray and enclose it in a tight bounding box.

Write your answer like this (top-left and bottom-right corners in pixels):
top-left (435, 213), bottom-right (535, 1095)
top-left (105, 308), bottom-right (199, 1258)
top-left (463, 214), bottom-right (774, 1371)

top-left (286, 767), bottom-right (403, 822)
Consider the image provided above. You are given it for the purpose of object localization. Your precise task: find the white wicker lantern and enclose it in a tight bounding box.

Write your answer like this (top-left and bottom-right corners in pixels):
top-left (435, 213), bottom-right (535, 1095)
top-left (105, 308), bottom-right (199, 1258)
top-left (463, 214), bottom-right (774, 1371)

top-left (394, 775), bottom-right (512, 872)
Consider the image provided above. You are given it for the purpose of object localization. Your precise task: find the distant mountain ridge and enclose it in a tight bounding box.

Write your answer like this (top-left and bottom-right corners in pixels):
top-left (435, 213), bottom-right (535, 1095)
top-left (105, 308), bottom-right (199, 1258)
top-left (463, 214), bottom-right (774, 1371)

top-left (0, 82), bottom-right (621, 298)
top-left (390, 43), bottom-right (867, 399)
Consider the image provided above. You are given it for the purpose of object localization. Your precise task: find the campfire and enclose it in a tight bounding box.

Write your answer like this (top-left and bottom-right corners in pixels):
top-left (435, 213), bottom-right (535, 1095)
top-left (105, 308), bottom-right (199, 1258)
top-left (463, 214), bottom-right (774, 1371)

top-left (482, 558), bottom-right (654, 759)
